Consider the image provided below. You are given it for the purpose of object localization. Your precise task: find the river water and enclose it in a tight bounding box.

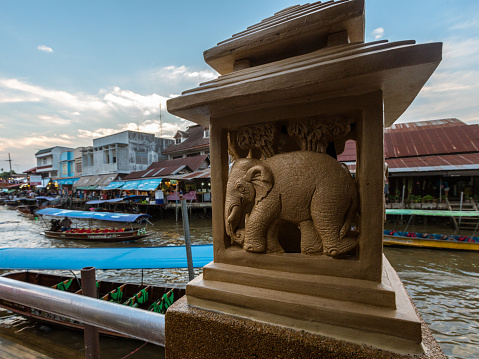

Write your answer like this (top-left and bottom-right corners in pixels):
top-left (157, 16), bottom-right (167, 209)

top-left (0, 206), bottom-right (478, 358)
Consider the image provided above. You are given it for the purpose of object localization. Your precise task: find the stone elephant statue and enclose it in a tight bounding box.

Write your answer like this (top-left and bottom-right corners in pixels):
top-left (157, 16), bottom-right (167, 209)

top-left (225, 151), bottom-right (358, 257)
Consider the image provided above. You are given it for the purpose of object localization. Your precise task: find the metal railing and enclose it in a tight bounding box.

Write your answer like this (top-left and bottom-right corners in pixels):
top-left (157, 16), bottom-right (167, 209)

top-left (0, 276), bottom-right (166, 346)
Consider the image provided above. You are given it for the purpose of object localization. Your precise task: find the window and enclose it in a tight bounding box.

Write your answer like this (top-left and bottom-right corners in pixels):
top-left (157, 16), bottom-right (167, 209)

top-left (75, 160), bottom-right (82, 173)
top-left (61, 162), bottom-right (68, 176)
top-left (204, 128), bottom-right (209, 138)
top-left (175, 138), bottom-right (181, 144)
top-left (136, 152), bottom-right (148, 165)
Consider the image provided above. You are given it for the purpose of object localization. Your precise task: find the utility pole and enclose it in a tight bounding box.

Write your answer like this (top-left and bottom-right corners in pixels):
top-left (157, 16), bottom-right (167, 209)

top-left (7, 153), bottom-right (12, 174)
top-left (160, 103), bottom-right (163, 136)
top-left (2, 153), bottom-right (13, 176)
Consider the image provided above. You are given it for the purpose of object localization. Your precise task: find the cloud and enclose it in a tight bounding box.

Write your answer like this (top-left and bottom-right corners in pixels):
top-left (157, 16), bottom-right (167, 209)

top-left (371, 28), bottom-right (384, 40)
top-left (0, 134), bottom-right (73, 149)
top-left (38, 115), bottom-right (72, 125)
top-left (157, 65), bottom-right (217, 82)
top-left (103, 87), bottom-right (168, 115)
top-left (0, 78), bottom-right (107, 111)
top-left (398, 36), bottom-right (479, 124)
top-left (0, 65), bottom-right (211, 169)
top-left (38, 45), bottom-right (53, 53)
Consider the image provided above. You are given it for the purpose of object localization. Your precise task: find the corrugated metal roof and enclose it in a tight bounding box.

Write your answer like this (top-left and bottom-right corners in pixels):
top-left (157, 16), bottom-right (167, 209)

top-left (387, 153), bottom-right (479, 173)
top-left (343, 154), bottom-right (479, 174)
top-left (337, 119), bottom-right (479, 162)
top-left (169, 168), bottom-right (211, 180)
top-left (384, 119), bottom-right (479, 158)
top-left (147, 154), bottom-right (209, 172)
top-left (124, 165), bottom-right (192, 180)
top-left (164, 125), bottom-right (209, 154)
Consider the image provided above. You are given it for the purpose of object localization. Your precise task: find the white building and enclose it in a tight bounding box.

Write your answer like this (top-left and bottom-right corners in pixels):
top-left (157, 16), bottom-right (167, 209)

top-left (81, 131), bottom-right (173, 176)
top-left (35, 146), bottom-right (75, 179)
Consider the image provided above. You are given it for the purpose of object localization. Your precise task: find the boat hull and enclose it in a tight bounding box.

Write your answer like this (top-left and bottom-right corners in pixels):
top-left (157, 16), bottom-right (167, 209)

top-left (44, 230), bottom-right (149, 242)
top-left (0, 271), bottom-right (186, 339)
top-left (384, 235), bottom-right (479, 251)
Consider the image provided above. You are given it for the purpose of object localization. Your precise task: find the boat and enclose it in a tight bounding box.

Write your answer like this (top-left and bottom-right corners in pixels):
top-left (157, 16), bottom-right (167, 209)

top-left (0, 271), bottom-right (186, 338)
top-left (36, 208), bottom-right (152, 242)
top-left (384, 209), bottom-right (479, 251)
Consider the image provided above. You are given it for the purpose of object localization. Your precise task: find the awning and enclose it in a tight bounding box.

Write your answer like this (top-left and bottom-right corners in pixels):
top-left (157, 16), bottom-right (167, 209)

top-left (3, 183), bottom-right (22, 188)
top-left (137, 179), bottom-right (162, 191)
top-left (76, 185), bottom-right (98, 190)
top-left (73, 175), bottom-right (117, 190)
top-left (103, 181), bottom-right (125, 190)
top-left (121, 180), bottom-right (142, 190)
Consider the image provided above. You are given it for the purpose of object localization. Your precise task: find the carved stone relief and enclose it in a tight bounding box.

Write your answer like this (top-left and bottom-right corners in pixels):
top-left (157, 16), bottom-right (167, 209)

top-left (225, 116), bottom-right (359, 258)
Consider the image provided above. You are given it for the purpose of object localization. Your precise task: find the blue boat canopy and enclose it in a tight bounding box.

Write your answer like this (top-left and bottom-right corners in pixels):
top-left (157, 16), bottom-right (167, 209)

top-left (0, 245), bottom-right (213, 270)
top-left (35, 196), bottom-right (56, 201)
top-left (36, 208), bottom-right (151, 222)
top-left (386, 209), bottom-right (479, 217)
top-left (86, 198), bottom-right (125, 205)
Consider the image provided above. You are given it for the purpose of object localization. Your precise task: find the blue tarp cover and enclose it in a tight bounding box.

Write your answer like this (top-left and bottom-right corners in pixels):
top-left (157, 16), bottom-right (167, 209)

top-left (103, 181), bottom-right (125, 190)
top-left (0, 244), bottom-right (213, 270)
top-left (36, 208), bottom-right (151, 222)
top-left (121, 180), bottom-right (141, 190)
top-left (137, 178), bottom-right (162, 191)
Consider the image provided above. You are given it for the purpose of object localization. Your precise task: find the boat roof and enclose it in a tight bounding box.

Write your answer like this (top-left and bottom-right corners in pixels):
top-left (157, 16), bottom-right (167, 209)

top-left (0, 245), bottom-right (213, 270)
top-left (386, 209), bottom-right (479, 217)
top-left (36, 208), bottom-right (151, 222)
top-left (86, 198), bottom-right (124, 205)
top-left (35, 196), bottom-right (56, 201)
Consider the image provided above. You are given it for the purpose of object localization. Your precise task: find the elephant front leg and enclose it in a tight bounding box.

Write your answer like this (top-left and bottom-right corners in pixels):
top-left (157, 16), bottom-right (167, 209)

top-left (299, 220), bottom-right (323, 255)
top-left (265, 218), bottom-right (285, 253)
top-left (243, 198), bottom-right (280, 253)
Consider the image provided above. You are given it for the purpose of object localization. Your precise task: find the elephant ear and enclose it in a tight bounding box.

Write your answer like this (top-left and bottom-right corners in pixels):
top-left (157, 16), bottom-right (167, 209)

top-left (245, 164), bottom-right (273, 204)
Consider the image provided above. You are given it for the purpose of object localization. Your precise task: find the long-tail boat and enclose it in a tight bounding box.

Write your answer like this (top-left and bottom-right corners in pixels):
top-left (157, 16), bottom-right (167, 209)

top-left (384, 209), bottom-right (479, 251)
top-left (36, 208), bottom-right (152, 242)
top-left (0, 271), bottom-right (185, 338)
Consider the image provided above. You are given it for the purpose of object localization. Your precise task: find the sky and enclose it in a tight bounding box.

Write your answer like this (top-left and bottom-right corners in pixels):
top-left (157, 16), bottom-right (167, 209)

top-left (0, 0), bottom-right (478, 171)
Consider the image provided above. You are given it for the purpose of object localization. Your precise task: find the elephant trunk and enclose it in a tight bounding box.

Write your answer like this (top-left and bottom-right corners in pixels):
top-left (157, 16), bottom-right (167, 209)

top-left (226, 204), bottom-right (245, 245)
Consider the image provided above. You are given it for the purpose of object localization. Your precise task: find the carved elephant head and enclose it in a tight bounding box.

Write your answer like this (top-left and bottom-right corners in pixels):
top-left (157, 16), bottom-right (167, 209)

top-left (225, 159), bottom-right (274, 245)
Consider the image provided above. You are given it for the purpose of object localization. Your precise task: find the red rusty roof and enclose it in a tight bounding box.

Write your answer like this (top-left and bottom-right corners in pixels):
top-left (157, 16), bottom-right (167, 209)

top-left (337, 119), bottom-right (479, 162)
top-left (337, 119), bottom-right (479, 173)
top-left (343, 153), bottom-right (479, 174)
top-left (387, 153), bottom-right (479, 173)
top-left (385, 120), bottom-right (479, 158)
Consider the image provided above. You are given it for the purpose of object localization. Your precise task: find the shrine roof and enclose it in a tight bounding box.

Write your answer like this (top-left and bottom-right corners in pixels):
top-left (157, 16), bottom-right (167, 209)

top-left (204, 0), bottom-right (365, 74)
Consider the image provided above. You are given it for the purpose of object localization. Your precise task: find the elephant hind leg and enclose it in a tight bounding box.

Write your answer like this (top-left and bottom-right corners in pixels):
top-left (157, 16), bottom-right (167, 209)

top-left (312, 216), bottom-right (357, 257)
top-left (299, 220), bottom-right (323, 255)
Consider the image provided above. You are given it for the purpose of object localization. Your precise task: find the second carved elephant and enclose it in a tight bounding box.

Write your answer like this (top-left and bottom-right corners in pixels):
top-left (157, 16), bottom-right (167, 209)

top-left (225, 151), bottom-right (358, 257)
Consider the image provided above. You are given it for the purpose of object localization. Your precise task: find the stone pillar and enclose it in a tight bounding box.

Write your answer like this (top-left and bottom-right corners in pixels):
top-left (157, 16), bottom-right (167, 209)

top-left (166, 0), bottom-right (443, 357)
